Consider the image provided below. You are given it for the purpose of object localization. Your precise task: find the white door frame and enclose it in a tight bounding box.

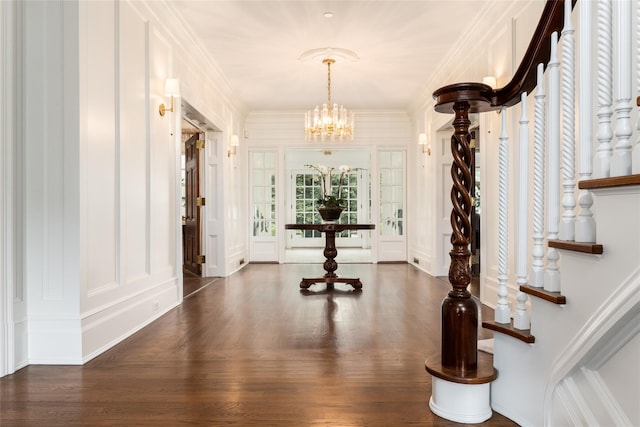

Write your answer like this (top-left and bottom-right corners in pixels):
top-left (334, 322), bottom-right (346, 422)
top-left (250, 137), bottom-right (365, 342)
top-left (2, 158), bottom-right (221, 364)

top-left (180, 102), bottom-right (225, 278)
top-left (1, 0), bottom-right (17, 378)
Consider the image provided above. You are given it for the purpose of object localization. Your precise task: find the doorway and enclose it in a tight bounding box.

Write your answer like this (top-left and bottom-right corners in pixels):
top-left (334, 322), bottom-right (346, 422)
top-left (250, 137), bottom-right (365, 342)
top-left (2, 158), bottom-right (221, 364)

top-left (182, 131), bottom-right (202, 277)
top-left (180, 101), bottom-right (225, 284)
top-left (282, 148), bottom-right (372, 263)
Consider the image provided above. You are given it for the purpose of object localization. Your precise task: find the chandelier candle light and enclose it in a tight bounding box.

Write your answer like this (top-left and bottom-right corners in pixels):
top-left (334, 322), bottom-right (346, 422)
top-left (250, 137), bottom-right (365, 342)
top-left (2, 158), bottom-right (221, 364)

top-left (304, 58), bottom-right (354, 142)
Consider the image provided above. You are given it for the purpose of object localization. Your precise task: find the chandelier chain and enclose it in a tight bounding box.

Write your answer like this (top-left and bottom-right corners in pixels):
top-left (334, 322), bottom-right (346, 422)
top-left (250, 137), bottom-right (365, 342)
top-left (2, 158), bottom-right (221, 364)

top-left (325, 58), bottom-right (333, 106)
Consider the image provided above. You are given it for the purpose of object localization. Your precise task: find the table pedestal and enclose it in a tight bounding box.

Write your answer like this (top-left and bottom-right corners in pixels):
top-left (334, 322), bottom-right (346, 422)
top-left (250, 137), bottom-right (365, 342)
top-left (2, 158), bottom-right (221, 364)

top-left (300, 226), bottom-right (362, 290)
top-left (285, 223), bottom-right (375, 291)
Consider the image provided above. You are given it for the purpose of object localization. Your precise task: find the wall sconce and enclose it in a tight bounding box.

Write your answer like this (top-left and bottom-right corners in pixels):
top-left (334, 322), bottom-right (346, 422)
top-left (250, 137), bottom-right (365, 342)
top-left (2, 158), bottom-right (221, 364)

top-left (159, 78), bottom-right (180, 116)
top-left (482, 76), bottom-right (500, 115)
top-left (227, 134), bottom-right (239, 157)
top-left (482, 75), bottom-right (497, 89)
top-left (418, 133), bottom-right (431, 155)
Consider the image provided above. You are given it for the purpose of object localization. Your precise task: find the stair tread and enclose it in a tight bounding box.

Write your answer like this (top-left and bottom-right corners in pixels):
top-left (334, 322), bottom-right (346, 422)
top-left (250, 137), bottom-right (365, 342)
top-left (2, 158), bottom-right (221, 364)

top-left (548, 239), bottom-right (603, 254)
top-left (482, 319), bottom-right (535, 343)
top-left (578, 173), bottom-right (640, 190)
top-left (520, 284), bottom-right (567, 304)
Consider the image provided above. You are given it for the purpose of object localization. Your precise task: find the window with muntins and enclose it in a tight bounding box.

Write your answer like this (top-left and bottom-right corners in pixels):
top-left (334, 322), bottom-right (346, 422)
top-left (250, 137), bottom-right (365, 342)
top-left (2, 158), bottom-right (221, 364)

top-left (379, 151), bottom-right (404, 236)
top-left (251, 152), bottom-right (277, 237)
top-left (292, 171), bottom-right (360, 239)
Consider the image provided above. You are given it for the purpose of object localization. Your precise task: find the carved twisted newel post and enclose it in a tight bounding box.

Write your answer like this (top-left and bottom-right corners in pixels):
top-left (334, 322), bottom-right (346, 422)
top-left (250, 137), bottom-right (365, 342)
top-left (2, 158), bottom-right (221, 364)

top-left (425, 84), bottom-right (497, 424)
top-left (443, 101), bottom-right (477, 370)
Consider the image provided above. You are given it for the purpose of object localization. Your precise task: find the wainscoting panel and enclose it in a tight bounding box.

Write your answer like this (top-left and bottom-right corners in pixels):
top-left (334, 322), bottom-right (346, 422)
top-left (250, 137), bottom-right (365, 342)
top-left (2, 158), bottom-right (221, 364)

top-left (119, 2), bottom-right (150, 285)
top-left (84, 0), bottom-right (118, 296)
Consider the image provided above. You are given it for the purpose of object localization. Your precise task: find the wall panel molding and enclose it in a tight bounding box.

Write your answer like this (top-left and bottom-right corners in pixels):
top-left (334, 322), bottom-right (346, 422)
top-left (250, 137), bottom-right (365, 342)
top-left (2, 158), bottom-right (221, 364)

top-left (81, 277), bottom-right (179, 362)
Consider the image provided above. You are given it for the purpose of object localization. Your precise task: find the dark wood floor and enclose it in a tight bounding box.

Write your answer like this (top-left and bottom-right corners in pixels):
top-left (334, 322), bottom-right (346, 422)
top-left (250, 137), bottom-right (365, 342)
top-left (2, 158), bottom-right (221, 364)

top-left (0, 263), bottom-right (515, 426)
top-left (183, 270), bottom-right (219, 298)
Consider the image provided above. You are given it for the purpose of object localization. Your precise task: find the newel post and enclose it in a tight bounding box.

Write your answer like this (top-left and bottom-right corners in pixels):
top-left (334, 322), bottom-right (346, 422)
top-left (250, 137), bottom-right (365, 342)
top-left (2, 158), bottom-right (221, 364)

top-left (425, 83), bottom-right (496, 424)
top-left (442, 100), bottom-right (477, 371)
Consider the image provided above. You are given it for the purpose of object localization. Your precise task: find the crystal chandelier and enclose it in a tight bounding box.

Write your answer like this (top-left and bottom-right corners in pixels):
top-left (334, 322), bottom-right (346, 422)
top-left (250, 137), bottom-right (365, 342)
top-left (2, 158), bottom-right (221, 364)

top-left (304, 58), bottom-right (354, 142)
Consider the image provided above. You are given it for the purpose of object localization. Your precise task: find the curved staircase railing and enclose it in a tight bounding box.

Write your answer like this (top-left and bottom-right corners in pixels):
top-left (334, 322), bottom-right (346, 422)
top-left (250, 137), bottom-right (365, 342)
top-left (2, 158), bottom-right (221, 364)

top-left (427, 0), bottom-right (578, 389)
top-left (426, 0), bottom-right (640, 407)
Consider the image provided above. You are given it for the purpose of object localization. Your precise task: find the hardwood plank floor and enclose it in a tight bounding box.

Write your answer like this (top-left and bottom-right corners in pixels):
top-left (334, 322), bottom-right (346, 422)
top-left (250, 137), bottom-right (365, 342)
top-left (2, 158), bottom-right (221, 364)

top-left (183, 271), bottom-right (219, 298)
top-left (0, 263), bottom-right (516, 426)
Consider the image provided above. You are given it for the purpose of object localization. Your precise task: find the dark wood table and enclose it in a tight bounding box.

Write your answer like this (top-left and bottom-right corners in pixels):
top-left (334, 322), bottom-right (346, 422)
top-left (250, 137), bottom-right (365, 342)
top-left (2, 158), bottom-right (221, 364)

top-left (285, 223), bottom-right (375, 290)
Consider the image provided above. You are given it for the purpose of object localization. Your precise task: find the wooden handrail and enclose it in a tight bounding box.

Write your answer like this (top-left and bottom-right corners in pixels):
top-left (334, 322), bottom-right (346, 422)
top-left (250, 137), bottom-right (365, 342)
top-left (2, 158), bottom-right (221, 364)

top-left (434, 0), bottom-right (577, 113)
top-left (495, 0), bottom-right (576, 107)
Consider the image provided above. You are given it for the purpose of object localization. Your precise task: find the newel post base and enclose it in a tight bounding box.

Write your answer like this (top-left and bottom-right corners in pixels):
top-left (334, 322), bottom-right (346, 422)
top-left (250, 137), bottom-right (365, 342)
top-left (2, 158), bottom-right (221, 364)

top-left (425, 352), bottom-right (497, 423)
top-left (430, 377), bottom-right (492, 423)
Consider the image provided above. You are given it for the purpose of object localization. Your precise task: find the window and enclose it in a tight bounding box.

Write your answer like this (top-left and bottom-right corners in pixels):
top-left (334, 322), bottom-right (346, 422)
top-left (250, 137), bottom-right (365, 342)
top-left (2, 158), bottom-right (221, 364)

top-left (379, 151), bottom-right (404, 236)
top-left (251, 152), bottom-right (276, 237)
top-left (292, 170), bottom-right (360, 239)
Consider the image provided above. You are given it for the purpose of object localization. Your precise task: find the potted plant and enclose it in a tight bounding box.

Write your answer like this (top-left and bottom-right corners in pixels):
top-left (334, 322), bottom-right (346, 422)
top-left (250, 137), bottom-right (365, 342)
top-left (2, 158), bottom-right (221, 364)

top-left (305, 164), bottom-right (353, 222)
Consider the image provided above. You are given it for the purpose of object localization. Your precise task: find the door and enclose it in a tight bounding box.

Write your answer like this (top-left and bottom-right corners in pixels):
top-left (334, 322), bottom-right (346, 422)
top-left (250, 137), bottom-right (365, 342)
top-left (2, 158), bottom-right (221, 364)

top-left (249, 151), bottom-right (279, 262)
top-left (377, 150), bottom-right (407, 261)
top-left (183, 133), bottom-right (201, 275)
top-left (288, 168), bottom-right (366, 248)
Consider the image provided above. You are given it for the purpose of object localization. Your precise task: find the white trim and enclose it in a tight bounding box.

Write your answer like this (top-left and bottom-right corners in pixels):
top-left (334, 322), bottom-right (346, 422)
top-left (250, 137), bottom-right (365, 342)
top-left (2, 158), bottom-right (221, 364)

top-left (543, 266), bottom-right (640, 425)
top-left (0, 0), bottom-right (17, 378)
top-left (556, 377), bottom-right (594, 426)
top-left (582, 368), bottom-right (634, 426)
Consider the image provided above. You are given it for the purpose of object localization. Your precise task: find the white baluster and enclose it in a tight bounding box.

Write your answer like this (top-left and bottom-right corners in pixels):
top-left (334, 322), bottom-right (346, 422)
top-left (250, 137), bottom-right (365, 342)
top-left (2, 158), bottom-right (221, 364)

top-left (495, 107), bottom-right (511, 324)
top-left (530, 64), bottom-right (546, 288)
top-left (576, 0), bottom-right (596, 243)
top-left (595, 0), bottom-right (613, 179)
top-left (514, 93), bottom-right (530, 330)
top-left (560, 0), bottom-right (576, 242)
top-left (611, 0), bottom-right (633, 176)
top-left (545, 32), bottom-right (561, 293)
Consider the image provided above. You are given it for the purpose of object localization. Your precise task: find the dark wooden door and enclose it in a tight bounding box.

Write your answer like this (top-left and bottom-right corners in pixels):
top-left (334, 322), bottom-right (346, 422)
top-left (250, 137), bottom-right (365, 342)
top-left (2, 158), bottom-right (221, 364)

top-left (183, 133), bottom-right (201, 275)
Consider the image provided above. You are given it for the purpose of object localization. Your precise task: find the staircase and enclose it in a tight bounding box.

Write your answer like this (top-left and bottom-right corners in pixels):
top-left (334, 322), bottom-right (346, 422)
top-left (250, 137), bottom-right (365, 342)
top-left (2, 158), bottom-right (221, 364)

top-left (428, 0), bottom-right (640, 425)
top-left (491, 176), bottom-right (640, 426)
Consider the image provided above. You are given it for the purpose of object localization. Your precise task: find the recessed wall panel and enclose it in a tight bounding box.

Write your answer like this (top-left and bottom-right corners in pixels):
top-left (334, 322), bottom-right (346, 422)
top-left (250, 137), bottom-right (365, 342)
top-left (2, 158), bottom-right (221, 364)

top-left (149, 28), bottom-right (174, 276)
top-left (119, 2), bottom-right (149, 284)
top-left (42, 1), bottom-right (65, 300)
top-left (86, 1), bottom-right (117, 293)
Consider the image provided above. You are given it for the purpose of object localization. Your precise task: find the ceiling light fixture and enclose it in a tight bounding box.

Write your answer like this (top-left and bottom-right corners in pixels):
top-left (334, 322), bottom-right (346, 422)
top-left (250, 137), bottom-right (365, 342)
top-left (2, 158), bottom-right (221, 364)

top-left (304, 55), bottom-right (354, 142)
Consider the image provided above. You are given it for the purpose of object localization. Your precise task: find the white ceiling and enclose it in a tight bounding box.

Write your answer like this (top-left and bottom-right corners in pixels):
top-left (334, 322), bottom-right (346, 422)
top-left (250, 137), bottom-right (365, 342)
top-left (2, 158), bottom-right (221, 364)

top-left (168, 1), bottom-right (491, 112)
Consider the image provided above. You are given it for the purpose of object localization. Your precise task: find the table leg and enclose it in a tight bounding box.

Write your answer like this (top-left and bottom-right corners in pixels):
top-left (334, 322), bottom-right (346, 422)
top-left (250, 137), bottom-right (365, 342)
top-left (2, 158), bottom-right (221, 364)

top-left (322, 229), bottom-right (339, 279)
top-left (298, 229), bottom-right (362, 291)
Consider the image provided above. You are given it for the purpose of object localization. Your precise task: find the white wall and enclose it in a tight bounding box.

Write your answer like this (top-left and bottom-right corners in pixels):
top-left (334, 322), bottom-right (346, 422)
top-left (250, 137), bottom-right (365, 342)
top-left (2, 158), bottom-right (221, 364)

top-left (23, 0), bottom-right (83, 363)
top-left (0, 0), bottom-right (248, 369)
top-left (77, 0), bottom-right (181, 361)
